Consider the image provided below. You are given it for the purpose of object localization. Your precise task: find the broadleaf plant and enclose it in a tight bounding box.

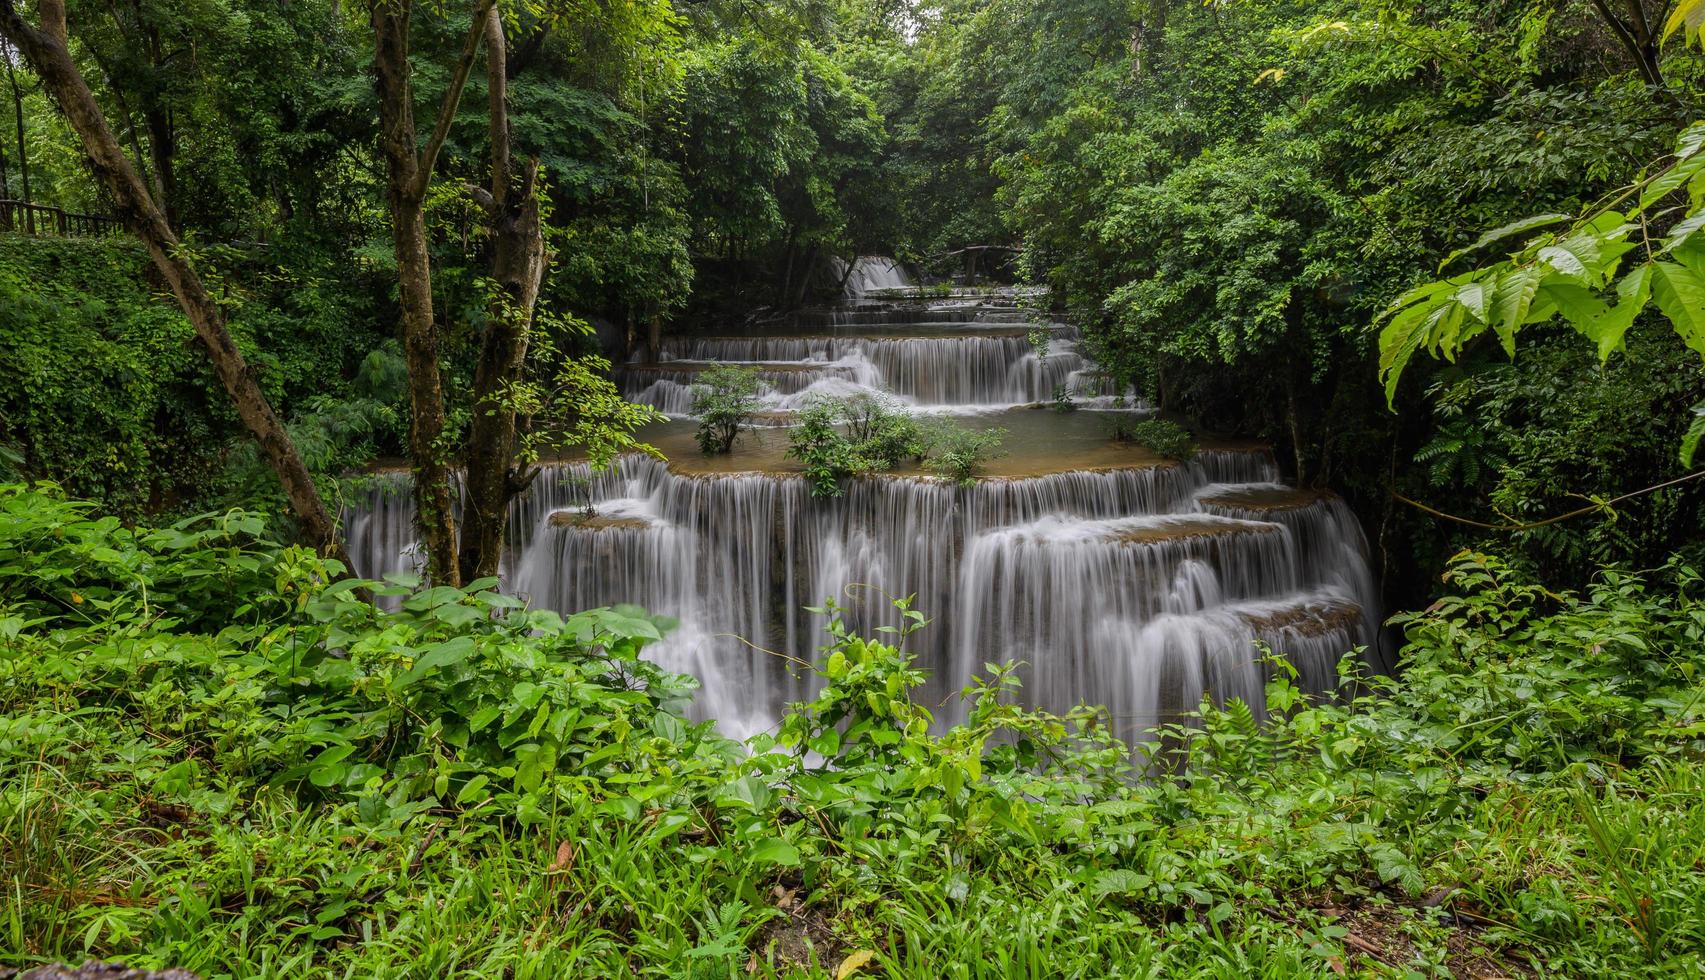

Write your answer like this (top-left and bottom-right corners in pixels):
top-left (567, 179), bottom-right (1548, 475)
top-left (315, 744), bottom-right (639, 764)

top-left (1377, 123), bottom-right (1705, 464)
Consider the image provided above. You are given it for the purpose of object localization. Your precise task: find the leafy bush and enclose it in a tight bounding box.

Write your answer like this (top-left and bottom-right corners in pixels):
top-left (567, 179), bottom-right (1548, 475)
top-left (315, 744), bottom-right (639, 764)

top-left (6, 488), bottom-right (1705, 976)
top-left (1109, 417), bottom-right (1196, 460)
top-left (1051, 382), bottom-right (1078, 412)
top-left (691, 364), bottom-right (763, 455)
top-left (924, 421), bottom-right (1007, 485)
top-left (786, 394), bottom-right (927, 496)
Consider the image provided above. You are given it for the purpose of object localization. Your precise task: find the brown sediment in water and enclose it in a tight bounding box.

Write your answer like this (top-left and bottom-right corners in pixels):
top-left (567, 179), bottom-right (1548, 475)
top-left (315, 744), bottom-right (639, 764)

top-left (660, 325), bottom-right (1043, 342)
top-left (621, 361), bottom-right (830, 374)
top-left (1114, 517), bottom-right (1280, 544)
top-left (1242, 600), bottom-right (1363, 638)
top-left (546, 512), bottom-right (651, 530)
top-left (1199, 486), bottom-right (1331, 511)
top-left (362, 409), bottom-right (1275, 482)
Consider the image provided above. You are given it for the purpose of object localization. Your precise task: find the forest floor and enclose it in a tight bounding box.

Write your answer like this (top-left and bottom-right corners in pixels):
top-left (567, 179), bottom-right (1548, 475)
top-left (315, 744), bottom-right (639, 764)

top-left (3, 486), bottom-right (1703, 978)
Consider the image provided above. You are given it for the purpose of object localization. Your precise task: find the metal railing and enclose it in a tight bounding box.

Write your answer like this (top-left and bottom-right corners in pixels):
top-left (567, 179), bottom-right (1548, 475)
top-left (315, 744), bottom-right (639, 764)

top-left (0, 199), bottom-right (124, 237)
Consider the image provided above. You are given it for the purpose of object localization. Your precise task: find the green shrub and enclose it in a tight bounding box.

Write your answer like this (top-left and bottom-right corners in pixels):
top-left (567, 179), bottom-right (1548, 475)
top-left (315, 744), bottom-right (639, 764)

top-left (924, 421), bottom-right (1007, 485)
top-left (6, 486), bottom-right (1705, 977)
top-left (1110, 416), bottom-right (1195, 460)
top-left (1051, 382), bottom-right (1078, 412)
top-left (691, 364), bottom-right (762, 455)
top-left (786, 394), bottom-right (927, 495)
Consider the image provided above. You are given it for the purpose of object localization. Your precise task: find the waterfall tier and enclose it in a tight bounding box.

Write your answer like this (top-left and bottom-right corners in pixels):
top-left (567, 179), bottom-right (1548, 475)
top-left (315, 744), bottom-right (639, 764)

top-left (348, 452), bottom-right (1387, 740)
top-left (348, 285), bottom-right (1388, 740)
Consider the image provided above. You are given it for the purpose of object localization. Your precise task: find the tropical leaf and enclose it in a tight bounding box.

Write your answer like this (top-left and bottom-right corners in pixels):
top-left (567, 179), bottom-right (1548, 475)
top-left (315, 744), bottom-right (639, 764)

top-left (1379, 300), bottom-right (1436, 405)
top-left (1683, 404), bottom-right (1705, 467)
top-left (1538, 244), bottom-right (1590, 281)
top-left (1664, 0), bottom-right (1705, 47)
top-left (1650, 261), bottom-right (1705, 357)
top-left (1440, 213), bottom-right (1570, 271)
top-left (1490, 265), bottom-right (1543, 356)
top-left (1453, 279), bottom-right (1492, 322)
top-left (1581, 264), bottom-right (1654, 364)
top-left (1639, 154), bottom-right (1705, 209)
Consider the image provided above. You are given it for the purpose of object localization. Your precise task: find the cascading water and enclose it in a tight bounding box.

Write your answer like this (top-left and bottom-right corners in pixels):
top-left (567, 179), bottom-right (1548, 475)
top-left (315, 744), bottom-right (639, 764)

top-left (347, 274), bottom-right (1389, 740)
top-left (828, 255), bottom-right (915, 300)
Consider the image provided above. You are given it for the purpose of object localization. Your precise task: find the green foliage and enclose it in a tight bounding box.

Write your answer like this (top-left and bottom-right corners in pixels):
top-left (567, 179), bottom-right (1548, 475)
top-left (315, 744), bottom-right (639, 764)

top-left (785, 394), bottom-right (927, 496)
top-left (1111, 418), bottom-right (1196, 461)
top-left (1376, 123), bottom-right (1705, 412)
top-left (0, 237), bottom-right (206, 516)
top-left (7, 490), bottom-right (1705, 975)
top-left (691, 364), bottom-right (763, 455)
top-left (922, 421), bottom-right (1006, 486)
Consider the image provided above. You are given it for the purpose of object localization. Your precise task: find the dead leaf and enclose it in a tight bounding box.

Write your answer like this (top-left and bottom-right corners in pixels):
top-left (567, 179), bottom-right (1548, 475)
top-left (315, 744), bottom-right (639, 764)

top-left (835, 950), bottom-right (875, 979)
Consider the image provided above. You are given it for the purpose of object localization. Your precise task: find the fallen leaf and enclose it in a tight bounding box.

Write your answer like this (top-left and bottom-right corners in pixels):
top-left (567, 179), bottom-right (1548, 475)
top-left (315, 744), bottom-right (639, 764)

top-left (835, 949), bottom-right (875, 979)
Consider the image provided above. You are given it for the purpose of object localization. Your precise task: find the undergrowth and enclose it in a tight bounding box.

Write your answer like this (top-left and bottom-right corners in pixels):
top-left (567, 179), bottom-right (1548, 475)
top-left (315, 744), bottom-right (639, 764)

top-left (2, 484), bottom-right (1703, 978)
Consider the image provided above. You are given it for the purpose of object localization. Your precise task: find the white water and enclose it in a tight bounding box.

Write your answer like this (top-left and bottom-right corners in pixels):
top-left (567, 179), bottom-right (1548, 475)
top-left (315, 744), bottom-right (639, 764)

top-left (347, 279), bottom-right (1389, 741)
top-left (829, 255), bottom-right (915, 300)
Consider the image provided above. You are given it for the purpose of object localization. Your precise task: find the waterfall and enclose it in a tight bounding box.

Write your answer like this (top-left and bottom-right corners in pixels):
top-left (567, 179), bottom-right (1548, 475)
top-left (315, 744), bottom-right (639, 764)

top-left (346, 282), bottom-right (1386, 741)
top-left (346, 455), bottom-right (1383, 740)
top-left (829, 255), bottom-right (914, 300)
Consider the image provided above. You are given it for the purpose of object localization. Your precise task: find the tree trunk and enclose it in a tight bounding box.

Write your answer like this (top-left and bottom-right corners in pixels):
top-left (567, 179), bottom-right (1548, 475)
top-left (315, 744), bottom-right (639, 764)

top-left (458, 5), bottom-right (546, 583)
top-left (368, 0), bottom-right (493, 587)
top-left (0, 0), bottom-right (349, 565)
top-left (142, 102), bottom-right (177, 227)
top-left (1590, 0), bottom-right (1665, 91)
top-left (1285, 378), bottom-right (1308, 485)
top-left (3, 40), bottom-right (29, 207)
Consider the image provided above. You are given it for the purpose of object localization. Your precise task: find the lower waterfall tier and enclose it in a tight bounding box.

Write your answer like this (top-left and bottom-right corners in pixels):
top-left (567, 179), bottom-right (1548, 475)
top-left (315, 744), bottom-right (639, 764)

top-left (345, 448), bottom-right (1389, 740)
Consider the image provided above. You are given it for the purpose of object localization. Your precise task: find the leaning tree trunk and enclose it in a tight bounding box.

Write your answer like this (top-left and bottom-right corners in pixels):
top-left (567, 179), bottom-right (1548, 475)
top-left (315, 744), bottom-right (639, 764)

top-left (368, 0), bottom-right (494, 587)
top-left (458, 5), bottom-right (546, 582)
top-left (0, 0), bottom-right (349, 565)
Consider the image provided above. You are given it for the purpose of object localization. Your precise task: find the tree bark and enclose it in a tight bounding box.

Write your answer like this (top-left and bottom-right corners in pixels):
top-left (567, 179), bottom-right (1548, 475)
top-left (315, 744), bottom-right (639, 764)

top-left (3, 38), bottom-right (30, 208)
top-left (368, 0), bottom-right (494, 586)
top-left (1590, 0), bottom-right (1665, 90)
top-left (0, 0), bottom-right (349, 566)
top-left (457, 4), bottom-right (546, 582)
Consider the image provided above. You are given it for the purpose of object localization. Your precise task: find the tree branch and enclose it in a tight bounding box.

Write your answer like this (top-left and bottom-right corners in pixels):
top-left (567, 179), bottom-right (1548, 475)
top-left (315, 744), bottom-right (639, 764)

top-left (409, 0), bottom-right (497, 201)
top-left (1394, 469), bottom-right (1705, 532)
top-left (484, 2), bottom-right (508, 208)
top-left (1591, 0), bottom-right (1664, 88)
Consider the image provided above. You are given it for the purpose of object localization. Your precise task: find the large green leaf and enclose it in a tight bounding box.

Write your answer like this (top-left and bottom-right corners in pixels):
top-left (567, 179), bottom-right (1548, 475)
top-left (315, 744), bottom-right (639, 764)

top-left (1682, 404), bottom-right (1705, 467)
top-left (1665, 2), bottom-right (1705, 47)
top-left (1543, 284), bottom-right (1612, 351)
top-left (1453, 280), bottom-right (1491, 322)
top-left (394, 636), bottom-right (477, 690)
top-left (1378, 299), bottom-right (1436, 404)
top-left (1537, 244), bottom-right (1590, 281)
top-left (1440, 213), bottom-right (1570, 270)
top-left (1651, 261), bottom-right (1705, 357)
top-left (1490, 265), bottom-right (1543, 356)
top-left (1640, 155), bottom-right (1705, 209)
top-left (1582, 264), bottom-right (1654, 364)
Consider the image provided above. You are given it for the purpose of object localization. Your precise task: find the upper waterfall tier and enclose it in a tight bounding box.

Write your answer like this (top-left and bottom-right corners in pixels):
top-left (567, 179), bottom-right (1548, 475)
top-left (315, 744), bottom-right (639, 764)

top-left (345, 282), bottom-right (1388, 741)
top-left (622, 298), bottom-right (1120, 413)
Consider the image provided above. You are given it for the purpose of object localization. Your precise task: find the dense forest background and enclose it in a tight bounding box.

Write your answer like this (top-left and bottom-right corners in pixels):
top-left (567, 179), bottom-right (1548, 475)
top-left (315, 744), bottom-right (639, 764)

top-left (2, 0), bottom-right (1704, 603)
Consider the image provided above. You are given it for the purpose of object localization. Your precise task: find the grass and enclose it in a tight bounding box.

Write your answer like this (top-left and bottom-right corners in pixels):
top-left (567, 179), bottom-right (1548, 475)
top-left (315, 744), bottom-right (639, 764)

top-left (3, 487), bottom-right (1704, 978)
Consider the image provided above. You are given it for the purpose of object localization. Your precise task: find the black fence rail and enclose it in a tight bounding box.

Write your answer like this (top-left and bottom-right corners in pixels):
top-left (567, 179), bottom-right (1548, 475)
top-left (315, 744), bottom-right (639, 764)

top-left (0, 199), bottom-right (124, 237)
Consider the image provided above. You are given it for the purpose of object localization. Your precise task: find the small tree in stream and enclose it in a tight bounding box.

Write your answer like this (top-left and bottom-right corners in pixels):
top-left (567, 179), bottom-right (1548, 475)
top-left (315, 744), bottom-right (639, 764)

top-left (692, 365), bottom-right (762, 454)
top-left (925, 421), bottom-right (1007, 485)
